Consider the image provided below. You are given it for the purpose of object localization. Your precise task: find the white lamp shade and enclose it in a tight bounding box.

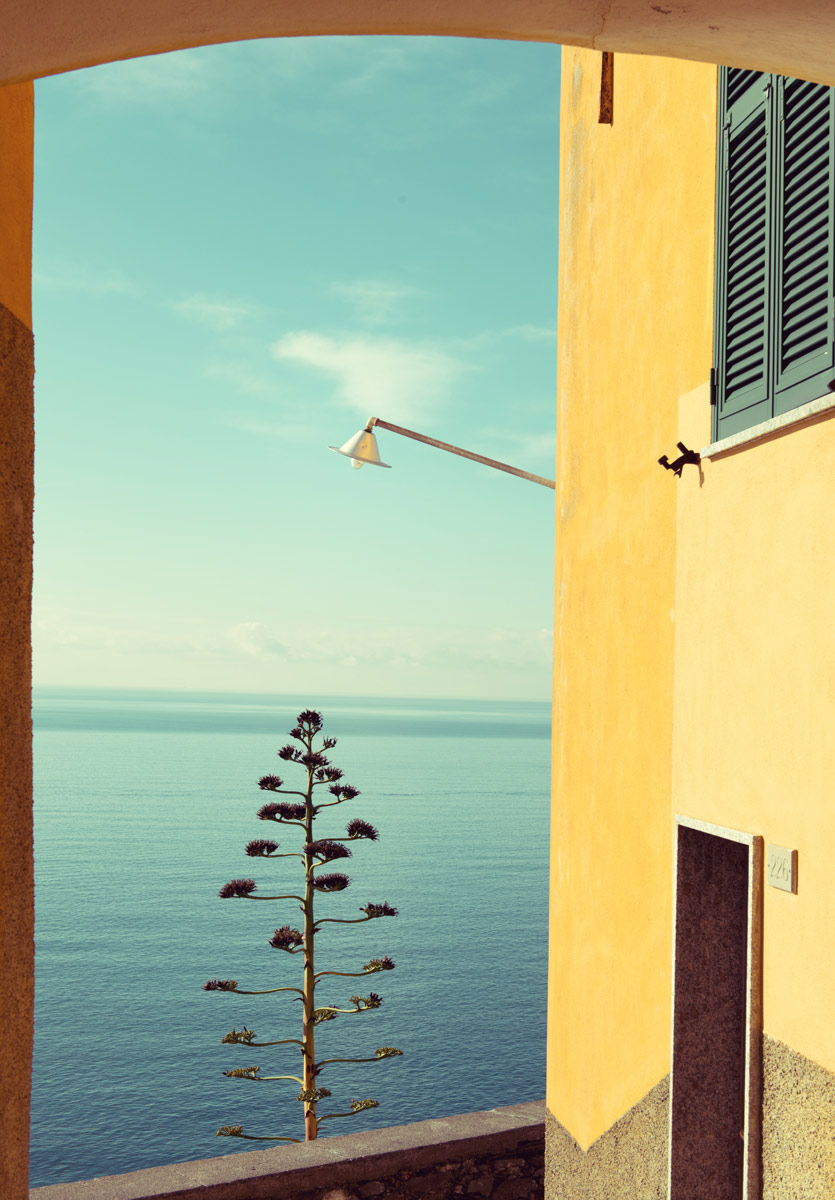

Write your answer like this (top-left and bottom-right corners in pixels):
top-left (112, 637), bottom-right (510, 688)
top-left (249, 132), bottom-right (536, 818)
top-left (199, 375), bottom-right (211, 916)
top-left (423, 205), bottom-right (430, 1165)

top-left (329, 427), bottom-right (391, 469)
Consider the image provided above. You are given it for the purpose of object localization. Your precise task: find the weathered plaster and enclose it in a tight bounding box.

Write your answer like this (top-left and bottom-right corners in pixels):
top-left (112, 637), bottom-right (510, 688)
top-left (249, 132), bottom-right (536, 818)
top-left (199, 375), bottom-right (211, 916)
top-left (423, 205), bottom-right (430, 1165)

top-left (544, 1080), bottom-right (669, 1200)
top-left (763, 1036), bottom-right (835, 1199)
top-left (0, 83), bottom-right (33, 326)
top-left (0, 299), bottom-right (34, 1200)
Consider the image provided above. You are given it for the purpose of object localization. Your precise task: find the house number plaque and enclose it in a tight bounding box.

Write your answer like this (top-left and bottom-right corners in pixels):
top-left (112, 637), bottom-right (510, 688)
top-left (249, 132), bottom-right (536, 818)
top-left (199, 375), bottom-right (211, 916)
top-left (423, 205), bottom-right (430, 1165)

top-left (767, 844), bottom-right (797, 893)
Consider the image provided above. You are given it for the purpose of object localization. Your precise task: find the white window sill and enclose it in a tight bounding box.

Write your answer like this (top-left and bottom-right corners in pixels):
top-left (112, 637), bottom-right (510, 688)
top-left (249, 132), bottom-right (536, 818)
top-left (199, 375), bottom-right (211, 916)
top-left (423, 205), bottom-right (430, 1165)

top-left (701, 392), bottom-right (835, 459)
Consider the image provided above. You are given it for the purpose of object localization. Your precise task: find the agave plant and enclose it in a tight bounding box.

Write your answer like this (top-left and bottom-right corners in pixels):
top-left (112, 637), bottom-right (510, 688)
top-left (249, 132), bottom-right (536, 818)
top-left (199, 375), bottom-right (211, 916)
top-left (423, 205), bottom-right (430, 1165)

top-left (205, 709), bottom-right (400, 1142)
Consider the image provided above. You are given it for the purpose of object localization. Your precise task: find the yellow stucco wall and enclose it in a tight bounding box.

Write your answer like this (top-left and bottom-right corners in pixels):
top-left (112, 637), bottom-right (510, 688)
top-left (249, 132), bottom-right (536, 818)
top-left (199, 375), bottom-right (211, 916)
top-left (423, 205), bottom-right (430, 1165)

top-left (549, 49), bottom-right (715, 1150)
top-left (674, 399), bottom-right (835, 1077)
top-left (0, 82), bottom-right (33, 327)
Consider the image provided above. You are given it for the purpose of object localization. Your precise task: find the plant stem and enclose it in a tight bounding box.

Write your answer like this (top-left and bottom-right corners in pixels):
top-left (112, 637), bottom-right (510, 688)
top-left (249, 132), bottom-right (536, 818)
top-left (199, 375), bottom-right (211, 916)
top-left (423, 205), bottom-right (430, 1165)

top-left (230, 986), bottom-right (304, 996)
top-left (313, 970), bottom-right (375, 981)
top-left (315, 1057), bottom-right (384, 1067)
top-left (302, 739), bottom-right (317, 1141)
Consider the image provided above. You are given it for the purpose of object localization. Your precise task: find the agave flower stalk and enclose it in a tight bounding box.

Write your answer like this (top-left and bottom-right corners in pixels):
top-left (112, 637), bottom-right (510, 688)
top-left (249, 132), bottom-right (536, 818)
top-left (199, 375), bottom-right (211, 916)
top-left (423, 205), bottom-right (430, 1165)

top-left (205, 709), bottom-right (400, 1142)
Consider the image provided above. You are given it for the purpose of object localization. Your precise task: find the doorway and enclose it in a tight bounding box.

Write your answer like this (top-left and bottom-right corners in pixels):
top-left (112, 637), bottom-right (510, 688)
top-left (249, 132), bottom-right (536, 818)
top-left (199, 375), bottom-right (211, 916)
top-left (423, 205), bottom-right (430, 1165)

top-left (669, 818), bottom-right (762, 1200)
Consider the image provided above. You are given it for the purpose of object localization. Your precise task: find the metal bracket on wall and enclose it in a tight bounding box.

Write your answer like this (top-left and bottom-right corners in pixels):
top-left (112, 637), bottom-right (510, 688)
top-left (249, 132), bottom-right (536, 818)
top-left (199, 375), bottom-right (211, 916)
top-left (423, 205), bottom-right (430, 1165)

top-left (598, 52), bottom-right (614, 124)
top-left (658, 442), bottom-right (701, 477)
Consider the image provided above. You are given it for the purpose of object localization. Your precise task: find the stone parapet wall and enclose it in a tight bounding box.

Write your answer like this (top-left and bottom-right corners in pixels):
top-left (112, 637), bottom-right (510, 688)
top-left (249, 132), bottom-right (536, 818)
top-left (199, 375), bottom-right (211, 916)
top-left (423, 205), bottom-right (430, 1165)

top-left (29, 1101), bottom-right (544, 1200)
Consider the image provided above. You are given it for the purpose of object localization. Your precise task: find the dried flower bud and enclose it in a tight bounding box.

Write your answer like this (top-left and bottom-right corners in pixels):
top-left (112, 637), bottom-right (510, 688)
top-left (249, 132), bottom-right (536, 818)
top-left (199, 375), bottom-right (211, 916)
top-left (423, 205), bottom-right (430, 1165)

top-left (219, 878), bottom-right (257, 899)
top-left (289, 726), bottom-right (304, 740)
top-left (322, 737), bottom-right (337, 750)
top-left (315, 766), bottom-right (343, 782)
top-left (217, 1125), bottom-right (244, 1138)
top-left (223, 1065), bottom-right (260, 1079)
top-left (301, 751), bottom-right (328, 770)
top-left (350, 1098), bottom-right (379, 1112)
top-left (245, 839), bottom-right (279, 857)
top-left (277, 745), bottom-right (300, 762)
top-left (349, 993), bottom-right (382, 1010)
top-left (204, 979), bottom-right (239, 991)
top-left (305, 840), bottom-right (352, 863)
top-left (346, 818), bottom-right (378, 841)
top-left (221, 1027), bottom-right (255, 1044)
top-left (364, 956), bottom-right (396, 973)
top-left (375, 1047), bottom-right (403, 1058)
top-left (269, 925), bottom-right (304, 950)
top-left (258, 774), bottom-right (283, 791)
top-left (296, 709), bottom-right (323, 731)
top-left (258, 801), bottom-right (306, 821)
top-left (312, 872), bottom-right (351, 892)
top-left (313, 1008), bottom-right (338, 1024)
top-left (329, 783), bottom-right (360, 800)
top-left (296, 1085), bottom-right (331, 1103)
top-left (360, 902), bottom-right (398, 918)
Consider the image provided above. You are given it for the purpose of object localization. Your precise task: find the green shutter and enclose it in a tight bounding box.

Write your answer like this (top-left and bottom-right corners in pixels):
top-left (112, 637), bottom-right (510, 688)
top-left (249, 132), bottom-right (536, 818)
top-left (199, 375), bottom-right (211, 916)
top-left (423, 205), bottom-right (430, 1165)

top-left (772, 75), bottom-right (835, 412)
top-left (714, 70), bottom-right (775, 438)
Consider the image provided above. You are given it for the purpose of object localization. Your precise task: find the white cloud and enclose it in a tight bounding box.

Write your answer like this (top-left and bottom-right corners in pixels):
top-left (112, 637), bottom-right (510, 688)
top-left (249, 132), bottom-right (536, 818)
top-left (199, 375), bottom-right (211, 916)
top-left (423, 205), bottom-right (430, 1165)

top-left (272, 331), bottom-right (464, 423)
top-left (223, 619), bottom-right (551, 673)
top-left (174, 295), bottom-right (255, 332)
top-left (331, 279), bottom-right (423, 325)
top-left (226, 622), bottom-right (288, 659)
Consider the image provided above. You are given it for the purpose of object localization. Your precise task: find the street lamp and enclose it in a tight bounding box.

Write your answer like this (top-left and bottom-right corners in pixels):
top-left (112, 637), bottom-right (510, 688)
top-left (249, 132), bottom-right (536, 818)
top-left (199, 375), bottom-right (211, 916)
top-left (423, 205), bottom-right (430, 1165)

top-left (329, 417), bottom-right (555, 490)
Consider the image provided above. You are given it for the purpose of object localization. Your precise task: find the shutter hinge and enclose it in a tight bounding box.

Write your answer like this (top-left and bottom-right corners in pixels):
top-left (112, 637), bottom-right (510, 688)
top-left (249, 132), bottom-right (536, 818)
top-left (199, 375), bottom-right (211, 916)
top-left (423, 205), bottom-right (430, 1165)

top-left (710, 367), bottom-right (717, 406)
top-left (658, 442), bottom-right (701, 478)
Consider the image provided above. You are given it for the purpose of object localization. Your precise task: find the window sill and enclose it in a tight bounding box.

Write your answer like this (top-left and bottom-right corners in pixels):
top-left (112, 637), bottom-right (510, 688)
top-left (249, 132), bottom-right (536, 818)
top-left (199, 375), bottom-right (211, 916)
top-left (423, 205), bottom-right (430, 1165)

top-left (701, 392), bottom-right (835, 460)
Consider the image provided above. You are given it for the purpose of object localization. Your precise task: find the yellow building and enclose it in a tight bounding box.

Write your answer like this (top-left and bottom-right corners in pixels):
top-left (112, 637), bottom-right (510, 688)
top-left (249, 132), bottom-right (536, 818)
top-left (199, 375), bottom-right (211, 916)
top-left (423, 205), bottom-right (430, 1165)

top-left (549, 47), bottom-right (835, 1198)
top-left (3, 6), bottom-right (835, 1199)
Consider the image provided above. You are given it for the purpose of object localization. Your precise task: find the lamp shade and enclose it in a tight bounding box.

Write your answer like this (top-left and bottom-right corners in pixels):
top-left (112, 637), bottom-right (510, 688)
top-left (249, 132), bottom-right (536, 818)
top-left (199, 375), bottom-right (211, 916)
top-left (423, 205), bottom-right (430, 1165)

top-left (329, 426), bottom-right (391, 469)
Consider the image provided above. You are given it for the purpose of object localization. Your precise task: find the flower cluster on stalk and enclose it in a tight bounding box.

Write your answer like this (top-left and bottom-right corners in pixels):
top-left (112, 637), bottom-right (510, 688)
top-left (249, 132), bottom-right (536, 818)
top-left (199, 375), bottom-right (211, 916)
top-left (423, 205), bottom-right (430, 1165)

top-left (205, 709), bottom-right (400, 1143)
top-left (269, 925), bottom-right (304, 951)
top-left (218, 879), bottom-right (257, 899)
top-left (245, 839), bottom-right (279, 857)
top-left (305, 840), bottom-right (352, 862)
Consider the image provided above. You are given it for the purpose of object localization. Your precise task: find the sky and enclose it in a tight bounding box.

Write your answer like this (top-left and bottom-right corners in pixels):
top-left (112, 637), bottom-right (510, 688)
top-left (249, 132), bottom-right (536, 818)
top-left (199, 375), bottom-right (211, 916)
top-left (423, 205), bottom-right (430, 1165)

top-left (32, 35), bottom-right (560, 701)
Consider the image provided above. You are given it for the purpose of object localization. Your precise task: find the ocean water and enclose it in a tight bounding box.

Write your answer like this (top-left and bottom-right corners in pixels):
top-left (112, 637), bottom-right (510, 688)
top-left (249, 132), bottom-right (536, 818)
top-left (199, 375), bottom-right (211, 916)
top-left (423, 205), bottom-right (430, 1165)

top-left (30, 688), bottom-right (551, 1188)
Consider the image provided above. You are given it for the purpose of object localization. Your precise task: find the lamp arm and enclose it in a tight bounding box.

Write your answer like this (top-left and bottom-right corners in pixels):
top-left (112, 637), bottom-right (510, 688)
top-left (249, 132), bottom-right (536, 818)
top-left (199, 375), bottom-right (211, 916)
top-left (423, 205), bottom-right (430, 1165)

top-left (366, 418), bottom-right (555, 490)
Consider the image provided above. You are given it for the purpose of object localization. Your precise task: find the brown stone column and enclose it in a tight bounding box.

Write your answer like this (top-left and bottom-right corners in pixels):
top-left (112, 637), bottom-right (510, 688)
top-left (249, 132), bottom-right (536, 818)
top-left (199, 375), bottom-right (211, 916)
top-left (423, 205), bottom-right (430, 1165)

top-left (0, 80), bottom-right (35, 1200)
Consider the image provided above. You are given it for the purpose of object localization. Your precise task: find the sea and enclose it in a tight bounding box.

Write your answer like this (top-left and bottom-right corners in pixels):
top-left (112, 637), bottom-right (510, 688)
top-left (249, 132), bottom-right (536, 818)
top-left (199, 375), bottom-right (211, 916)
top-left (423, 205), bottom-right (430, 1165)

top-left (29, 688), bottom-right (551, 1188)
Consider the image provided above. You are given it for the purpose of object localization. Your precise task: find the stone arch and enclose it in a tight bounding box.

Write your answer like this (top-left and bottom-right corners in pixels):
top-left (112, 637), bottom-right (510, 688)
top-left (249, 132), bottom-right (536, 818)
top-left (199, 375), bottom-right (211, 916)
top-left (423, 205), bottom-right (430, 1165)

top-left (6, 4), bottom-right (835, 1199)
top-left (1, 0), bottom-right (835, 88)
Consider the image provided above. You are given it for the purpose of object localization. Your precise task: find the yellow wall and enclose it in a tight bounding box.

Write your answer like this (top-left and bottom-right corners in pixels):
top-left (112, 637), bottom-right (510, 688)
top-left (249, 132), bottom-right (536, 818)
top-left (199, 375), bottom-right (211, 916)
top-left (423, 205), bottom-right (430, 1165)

top-left (549, 49), bottom-right (715, 1150)
top-left (674, 399), bottom-right (835, 1075)
top-left (0, 82), bottom-right (33, 327)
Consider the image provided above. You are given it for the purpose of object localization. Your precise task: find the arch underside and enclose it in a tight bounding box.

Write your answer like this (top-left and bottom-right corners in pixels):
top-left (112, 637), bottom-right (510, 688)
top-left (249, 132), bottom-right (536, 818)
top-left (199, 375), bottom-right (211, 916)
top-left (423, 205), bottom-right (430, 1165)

top-left (2, 0), bottom-right (835, 88)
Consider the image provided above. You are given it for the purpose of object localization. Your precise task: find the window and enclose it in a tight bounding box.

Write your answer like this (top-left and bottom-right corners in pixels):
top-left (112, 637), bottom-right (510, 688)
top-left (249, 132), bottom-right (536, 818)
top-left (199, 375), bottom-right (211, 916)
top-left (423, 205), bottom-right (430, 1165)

top-left (713, 67), bottom-right (835, 440)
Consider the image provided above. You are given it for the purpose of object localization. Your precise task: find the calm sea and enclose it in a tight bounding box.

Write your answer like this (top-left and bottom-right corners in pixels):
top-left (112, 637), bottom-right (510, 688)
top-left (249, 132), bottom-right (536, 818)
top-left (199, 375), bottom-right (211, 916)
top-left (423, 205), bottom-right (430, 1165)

top-left (30, 688), bottom-right (551, 1188)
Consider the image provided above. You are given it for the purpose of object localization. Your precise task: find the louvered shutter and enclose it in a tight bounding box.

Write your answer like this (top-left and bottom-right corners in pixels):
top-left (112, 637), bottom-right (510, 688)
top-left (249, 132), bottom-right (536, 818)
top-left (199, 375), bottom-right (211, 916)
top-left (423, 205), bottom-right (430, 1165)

top-left (714, 70), bottom-right (774, 438)
top-left (772, 75), bottom-right (835, 413)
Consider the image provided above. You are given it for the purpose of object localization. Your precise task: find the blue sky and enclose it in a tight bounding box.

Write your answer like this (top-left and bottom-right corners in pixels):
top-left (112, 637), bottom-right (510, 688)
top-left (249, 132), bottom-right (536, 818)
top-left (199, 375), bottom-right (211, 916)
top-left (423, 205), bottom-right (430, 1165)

top-left (32, 36), bottom-right (560, 700)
